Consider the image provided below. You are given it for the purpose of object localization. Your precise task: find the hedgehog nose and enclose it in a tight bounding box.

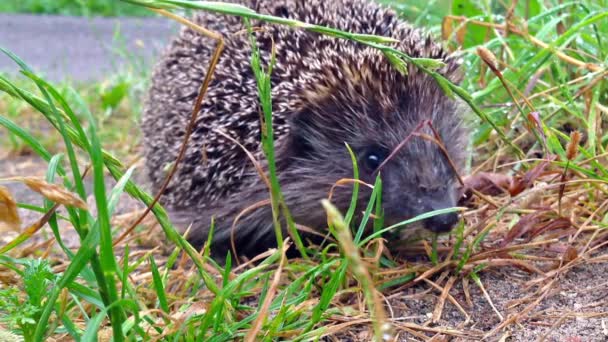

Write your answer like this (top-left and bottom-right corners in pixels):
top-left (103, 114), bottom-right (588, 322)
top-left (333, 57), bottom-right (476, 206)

top-left (422, 212), bottom-right (459, 233)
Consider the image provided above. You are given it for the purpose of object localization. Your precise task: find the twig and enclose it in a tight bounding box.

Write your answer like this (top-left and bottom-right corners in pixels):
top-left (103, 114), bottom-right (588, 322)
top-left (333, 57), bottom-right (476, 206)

top-left (113, 8), bottom-right (225, 246)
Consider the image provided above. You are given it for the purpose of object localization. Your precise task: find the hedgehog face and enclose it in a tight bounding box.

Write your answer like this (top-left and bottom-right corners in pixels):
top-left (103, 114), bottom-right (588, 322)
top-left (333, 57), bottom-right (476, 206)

top-left (286, 120), bottom-right (462, 235)
top-left (284, 72), bottom-right (465, 235)
top-left (365, 140), bottom-right (461, 233)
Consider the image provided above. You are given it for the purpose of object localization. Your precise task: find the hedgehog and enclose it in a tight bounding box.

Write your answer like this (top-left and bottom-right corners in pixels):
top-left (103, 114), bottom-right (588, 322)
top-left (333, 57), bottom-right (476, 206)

top-left (142, 0), bottom-right (467, 259)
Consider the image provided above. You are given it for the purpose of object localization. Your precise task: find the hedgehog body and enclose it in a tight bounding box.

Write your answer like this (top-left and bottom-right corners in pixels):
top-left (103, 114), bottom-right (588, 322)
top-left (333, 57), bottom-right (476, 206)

top-left (142, 0), bottom-right (467, 258)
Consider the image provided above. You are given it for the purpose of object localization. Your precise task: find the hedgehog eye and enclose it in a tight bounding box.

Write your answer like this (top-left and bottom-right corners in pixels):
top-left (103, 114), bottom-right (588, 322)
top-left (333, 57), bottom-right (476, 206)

top-left (362, 148), bottom-right (387, 172)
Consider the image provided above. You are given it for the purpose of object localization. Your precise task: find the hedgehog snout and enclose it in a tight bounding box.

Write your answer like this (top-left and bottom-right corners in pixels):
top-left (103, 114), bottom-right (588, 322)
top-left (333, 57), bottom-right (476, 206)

top-left (422, 211), bottom-right (459, 233)
top-left (417, 193), bottom-right (460, 233)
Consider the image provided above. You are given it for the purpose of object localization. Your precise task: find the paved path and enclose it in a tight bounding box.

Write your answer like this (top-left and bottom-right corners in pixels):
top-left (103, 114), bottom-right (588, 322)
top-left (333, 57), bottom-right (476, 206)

top-left (0, 13), bottom-right (178, 82)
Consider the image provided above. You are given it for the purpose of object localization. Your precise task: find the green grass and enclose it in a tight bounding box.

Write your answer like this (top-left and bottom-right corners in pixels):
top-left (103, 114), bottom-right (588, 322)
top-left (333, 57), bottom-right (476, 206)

top-left (1, 0), bottom-right (608, 340)
top-left (0, 0), bottom-right (153, 17)
top-left (0, 70), bottom-right (147, 159)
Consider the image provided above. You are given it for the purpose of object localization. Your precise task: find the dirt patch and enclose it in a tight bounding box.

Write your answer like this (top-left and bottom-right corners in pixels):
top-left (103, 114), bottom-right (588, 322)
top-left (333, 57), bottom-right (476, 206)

top-left (385, 262), bottom-right (608, 341)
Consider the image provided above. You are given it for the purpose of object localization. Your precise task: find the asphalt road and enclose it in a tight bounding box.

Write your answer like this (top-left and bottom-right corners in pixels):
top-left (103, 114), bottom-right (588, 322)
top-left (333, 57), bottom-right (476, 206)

top-left (0, 13), bottom-right (178, 82)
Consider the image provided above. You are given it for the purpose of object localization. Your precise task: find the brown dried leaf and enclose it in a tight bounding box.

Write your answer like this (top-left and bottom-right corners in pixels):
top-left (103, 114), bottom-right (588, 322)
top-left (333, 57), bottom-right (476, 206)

top-left (501, 212), bottom-right (543, 247)
top-left (530, 217), bottom-right (572, 239)
top-left (14, 177), bottom-right (88, 210)
top-left (562, 246), bottom-right (578, 265)
top-left (460, 172), bottom-right (512, 206)
top-left (442, 16), bottom-right (466, 45)
top-left (441, 16), bottom-right (454, 41)
top-left (0, 186), bottom-right (21, 232)
top-left (508, 157), bottom-right (555, 196)
top-left (463, 172), bottom-right (512, 196)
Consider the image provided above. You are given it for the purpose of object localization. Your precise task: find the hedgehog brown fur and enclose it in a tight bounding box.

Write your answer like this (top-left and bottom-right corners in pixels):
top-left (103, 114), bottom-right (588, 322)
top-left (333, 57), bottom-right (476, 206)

top-left (142, 0), bottom-right (467, 259)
